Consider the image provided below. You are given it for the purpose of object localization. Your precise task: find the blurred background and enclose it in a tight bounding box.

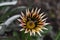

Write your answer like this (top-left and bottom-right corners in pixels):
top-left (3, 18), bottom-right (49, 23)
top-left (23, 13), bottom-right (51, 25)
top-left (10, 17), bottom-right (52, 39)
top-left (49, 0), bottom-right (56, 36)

top-left (0, 0), bottom-right (60, 40)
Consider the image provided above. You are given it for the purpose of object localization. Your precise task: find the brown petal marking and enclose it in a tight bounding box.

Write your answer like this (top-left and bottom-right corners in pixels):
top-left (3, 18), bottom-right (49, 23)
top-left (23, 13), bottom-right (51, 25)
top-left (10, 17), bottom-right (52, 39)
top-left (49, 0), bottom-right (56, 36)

top-left (35, 14), bottom-right (39, 19)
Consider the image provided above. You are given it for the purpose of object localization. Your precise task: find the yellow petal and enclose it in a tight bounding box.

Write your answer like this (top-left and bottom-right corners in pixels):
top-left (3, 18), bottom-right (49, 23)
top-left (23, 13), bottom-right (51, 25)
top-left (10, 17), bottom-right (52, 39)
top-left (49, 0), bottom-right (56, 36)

top-left (17, 19), bottom-right (22, 22)
top-left (20, 15), bottom-right (23, 19)
top-left (38, 21), bottom-right (44, 25)
top-left (44, 23), bottom-right (50, 26)
top-left (41, 14), bottom-right (46, 19)
top-left (32, 29), bottom-right (35, 36)
top-left (32, 8), bottom-right (37, 17)
top-left (37, 28), bottom-right (43, 32)
top-left (35, 8), bottom-right (38, 13)
top-left (37, 8), bottom-right (41, 14)
top-left (36, 31), bottom-right (41, 36)
top-left (30, 31), bottom-right (32, 36)
top-left (31, 8), bottom-right (34, 13)
top-left (26, 8), bottom-right (30, 16)
top-left (22, 17), bottom-right (27, 22)
top-left (20, 28), bottom-right (25, 31)
top-left (25, 29), bottom-right (29, 33)
top-left (42, 27), bottom-right (48, 30)
top-left (40, 29), bottom-right (44, 33)
top-left (21, 11), bottom-right (24, 16)
top-left (40, 12), bottom-right (44, 17)
top-left (19, 24), bottom-right (24, 26)
top-left (42, 18), bottom-right (47, 22)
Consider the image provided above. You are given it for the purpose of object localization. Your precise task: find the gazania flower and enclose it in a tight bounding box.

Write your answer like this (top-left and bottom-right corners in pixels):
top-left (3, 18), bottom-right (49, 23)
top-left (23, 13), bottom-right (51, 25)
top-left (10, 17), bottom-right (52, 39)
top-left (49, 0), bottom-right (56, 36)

top-left (17, 8), bottom-right (49, 36)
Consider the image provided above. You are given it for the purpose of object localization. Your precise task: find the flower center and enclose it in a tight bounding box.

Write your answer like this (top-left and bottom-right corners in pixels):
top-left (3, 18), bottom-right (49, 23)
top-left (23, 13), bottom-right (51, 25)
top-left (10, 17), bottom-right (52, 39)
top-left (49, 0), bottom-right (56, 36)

top-left (26, 21), bottom-right (35, 29)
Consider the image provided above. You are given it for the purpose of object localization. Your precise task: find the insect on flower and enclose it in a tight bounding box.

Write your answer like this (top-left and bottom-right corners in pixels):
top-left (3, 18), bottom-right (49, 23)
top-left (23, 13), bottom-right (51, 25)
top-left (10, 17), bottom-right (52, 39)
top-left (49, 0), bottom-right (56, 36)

top-left (17, 8), bottom-right (49, 36)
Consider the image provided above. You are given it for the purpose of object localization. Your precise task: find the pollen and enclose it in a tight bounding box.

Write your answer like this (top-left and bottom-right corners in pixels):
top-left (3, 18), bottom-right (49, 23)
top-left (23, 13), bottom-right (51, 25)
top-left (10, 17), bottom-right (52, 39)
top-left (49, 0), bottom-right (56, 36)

top-left (26, 21), bottom-right (35, 29)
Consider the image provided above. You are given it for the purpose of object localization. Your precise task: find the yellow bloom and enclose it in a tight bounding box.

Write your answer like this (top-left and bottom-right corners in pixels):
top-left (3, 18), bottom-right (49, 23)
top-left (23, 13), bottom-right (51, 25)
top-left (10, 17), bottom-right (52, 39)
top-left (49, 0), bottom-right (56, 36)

top-left (17, 8), bottom-right (49, 36)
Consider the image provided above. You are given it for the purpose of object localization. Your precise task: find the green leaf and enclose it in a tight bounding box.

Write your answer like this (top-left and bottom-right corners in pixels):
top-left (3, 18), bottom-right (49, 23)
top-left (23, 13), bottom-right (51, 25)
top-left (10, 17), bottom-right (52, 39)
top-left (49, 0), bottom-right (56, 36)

top-left (13, 31), bottom-right (20, 40)
top-left (55, 30), bottom-right (60, 40)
